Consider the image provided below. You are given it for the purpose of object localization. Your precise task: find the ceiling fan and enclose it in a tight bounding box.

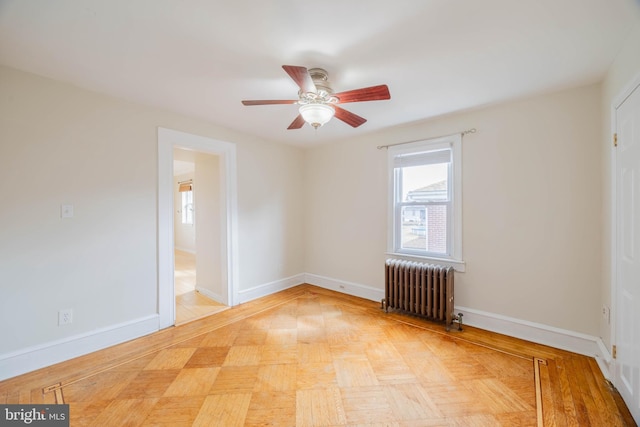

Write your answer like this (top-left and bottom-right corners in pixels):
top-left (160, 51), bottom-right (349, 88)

top-left (242, 65), bottom-right (391, 130)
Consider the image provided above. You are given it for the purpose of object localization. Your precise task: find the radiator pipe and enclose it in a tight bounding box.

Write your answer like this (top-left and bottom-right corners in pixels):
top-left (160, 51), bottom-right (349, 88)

top-left (452, 313), bottom-right (463, 331)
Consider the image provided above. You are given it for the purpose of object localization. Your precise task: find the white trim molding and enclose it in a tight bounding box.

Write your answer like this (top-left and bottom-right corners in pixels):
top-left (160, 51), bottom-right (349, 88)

top-left (0, 315), bottom-right (159, 381)
top-left (385, 252), bottom-right (466, 272)
top-left (596, 339), bottom-right (613, 380)
top-left (157, 127), bottom-right (240, 329)
top-left (456, 306), bottom-right (610, 374)
top-left (304, 273), bottom-right (384, 302)
top-left (387, 133), bottom-right (464, 267)
top-left (195, 287), bottom-right (225, 305)
top-left (237, 274), bottom-right (305, 304)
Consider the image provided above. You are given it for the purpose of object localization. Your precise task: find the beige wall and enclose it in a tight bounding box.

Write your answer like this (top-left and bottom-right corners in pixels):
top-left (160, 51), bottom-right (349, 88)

top-left (194, 153), bottom-right (223, 300)
top-left (236, 138), bottom-right (305, 287)
top-left (305, 83), bottom-right (603, 336)
top-left (600, 20), bottom-right (640, 349)
top-left (0, 65), bottom-right (305, 355)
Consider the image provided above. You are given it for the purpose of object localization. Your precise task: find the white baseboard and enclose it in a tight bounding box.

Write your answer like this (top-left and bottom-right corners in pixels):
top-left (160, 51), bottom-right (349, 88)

top-left (195, 286), bottom-right (225, 304)
top-left (595, 338), bottom-right (613, 380)
top-left (237, 274), bottom-right (305, 304)
top-left (455, 306), bottom-right (608, 363)
top-left (304, 273), bottom-right (384, 303)
top-left (0, 314), bottom-right (159, 381)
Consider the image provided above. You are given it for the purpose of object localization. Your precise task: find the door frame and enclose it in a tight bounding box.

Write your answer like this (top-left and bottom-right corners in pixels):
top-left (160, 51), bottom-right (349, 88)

top-left (157, 127), bottom-right (239, 329)
top-left (610, 72), bottom-right (640, 384)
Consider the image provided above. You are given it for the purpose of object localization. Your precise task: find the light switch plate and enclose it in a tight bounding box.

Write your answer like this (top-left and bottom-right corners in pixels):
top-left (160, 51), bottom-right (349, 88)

top-left (61, 204), bottom-right (74, 218)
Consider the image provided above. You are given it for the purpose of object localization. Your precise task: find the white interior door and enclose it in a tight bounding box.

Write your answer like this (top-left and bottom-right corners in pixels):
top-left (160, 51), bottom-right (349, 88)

top-left (615, 82), bottom-right (640, 424)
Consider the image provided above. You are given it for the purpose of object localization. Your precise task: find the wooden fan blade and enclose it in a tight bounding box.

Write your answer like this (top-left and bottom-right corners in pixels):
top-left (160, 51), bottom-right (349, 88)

top-left (242, 100), bottom-right (297, 106)
top-left (287, 114), bottom-right (306, 130)
top-left (282, 65), bottom-right (316, 93)
top-left (333, 105), bottom-right (367, 128)
top-left (334, 84), bottom-right (390, 104)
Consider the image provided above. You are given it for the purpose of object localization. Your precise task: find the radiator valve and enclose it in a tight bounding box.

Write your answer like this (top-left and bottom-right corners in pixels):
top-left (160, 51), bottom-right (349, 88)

top-left (452, 313), bottom-right (463, 331)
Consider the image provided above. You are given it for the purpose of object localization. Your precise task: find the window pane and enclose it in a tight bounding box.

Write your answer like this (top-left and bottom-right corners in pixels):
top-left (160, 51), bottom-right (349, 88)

top-left (401, 163), bottom-right (448, 202)
top-left (401, 206), bottom-right (426, 250)
top-left (402, 206), bottom-right (425, 225)
top-left (401, 205), bottom-right (448, 254)
top-left (182, 191), bottom-right (194, 225)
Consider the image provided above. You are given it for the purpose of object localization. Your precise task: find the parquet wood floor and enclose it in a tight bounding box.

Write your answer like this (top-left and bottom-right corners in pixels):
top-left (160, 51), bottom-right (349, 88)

top-left (0, 285), bottom-right (635, 426)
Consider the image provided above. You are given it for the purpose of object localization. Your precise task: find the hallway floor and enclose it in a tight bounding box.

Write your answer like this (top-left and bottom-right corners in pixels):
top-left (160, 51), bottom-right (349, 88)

top-left (175, 249), bottom-right (227, 325)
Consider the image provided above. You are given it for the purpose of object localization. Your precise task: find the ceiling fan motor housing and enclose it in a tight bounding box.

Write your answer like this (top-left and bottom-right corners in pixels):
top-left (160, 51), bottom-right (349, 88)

top-left (302, 68), bottom-right (335, 103)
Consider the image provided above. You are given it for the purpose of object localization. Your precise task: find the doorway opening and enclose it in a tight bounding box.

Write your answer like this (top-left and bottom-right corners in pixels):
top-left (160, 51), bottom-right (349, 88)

top-left (173, 149), bottom-right (228, 324)
top-left (158, 127), bottom-right (239, 329)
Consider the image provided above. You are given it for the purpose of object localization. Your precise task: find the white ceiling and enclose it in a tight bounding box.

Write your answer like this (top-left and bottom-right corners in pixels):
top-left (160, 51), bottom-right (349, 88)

top-left (173, 160), bottom-right (194, 177)
top-left (173, 148), bottom-right (195, 176)
top-left (1, 1), bottom-right (639, 146)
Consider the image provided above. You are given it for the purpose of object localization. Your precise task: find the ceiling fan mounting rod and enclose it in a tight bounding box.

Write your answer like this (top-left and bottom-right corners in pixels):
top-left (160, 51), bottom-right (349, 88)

top-left (307, 68), bottom-right (329, 82)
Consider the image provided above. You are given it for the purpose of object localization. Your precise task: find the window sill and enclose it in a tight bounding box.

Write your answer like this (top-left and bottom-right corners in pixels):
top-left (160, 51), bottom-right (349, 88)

top-left (385, 252), bottom-right (466, 273)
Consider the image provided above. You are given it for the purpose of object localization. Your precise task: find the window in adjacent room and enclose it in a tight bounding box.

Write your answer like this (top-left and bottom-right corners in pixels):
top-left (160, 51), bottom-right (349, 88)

top-left (178, 180), bottom-right (194, 225)
top-left (388, 134), bottom-right (462, 265)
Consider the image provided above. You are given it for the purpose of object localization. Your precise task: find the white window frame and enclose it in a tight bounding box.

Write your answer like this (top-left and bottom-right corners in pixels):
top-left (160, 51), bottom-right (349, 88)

top-left (387, 134), bottom-right (465, 272)
top-left (181, 190), bottom-right (194, 225)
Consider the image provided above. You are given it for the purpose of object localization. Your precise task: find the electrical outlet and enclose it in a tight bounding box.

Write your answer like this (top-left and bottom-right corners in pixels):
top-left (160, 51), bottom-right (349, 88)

top-left (58, 309), bottom-right (73, 326)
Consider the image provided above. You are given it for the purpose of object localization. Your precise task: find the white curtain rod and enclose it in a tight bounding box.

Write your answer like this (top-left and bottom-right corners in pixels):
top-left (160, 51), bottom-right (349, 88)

top-left (376, 128), bottom-right (476, 150)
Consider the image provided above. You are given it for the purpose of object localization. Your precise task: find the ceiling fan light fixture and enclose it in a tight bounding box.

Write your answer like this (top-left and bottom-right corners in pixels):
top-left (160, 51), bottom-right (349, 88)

top-left (299, 103), bottom-right (335, 129)
top-left (242, 65), bottom-right (390, 130)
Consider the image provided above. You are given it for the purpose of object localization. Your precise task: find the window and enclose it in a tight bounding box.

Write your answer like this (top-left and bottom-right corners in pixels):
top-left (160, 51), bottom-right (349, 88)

top-left (178, 180), bottom-right (194, 225)
top-left (388, 134), bottom-right (463, 268)
top-left (181, 190), bottom-right (194, 225)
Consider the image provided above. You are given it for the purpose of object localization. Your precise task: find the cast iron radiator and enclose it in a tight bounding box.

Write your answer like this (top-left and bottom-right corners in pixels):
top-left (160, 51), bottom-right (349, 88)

top-left (382, 259), bottom-right (461, 330)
